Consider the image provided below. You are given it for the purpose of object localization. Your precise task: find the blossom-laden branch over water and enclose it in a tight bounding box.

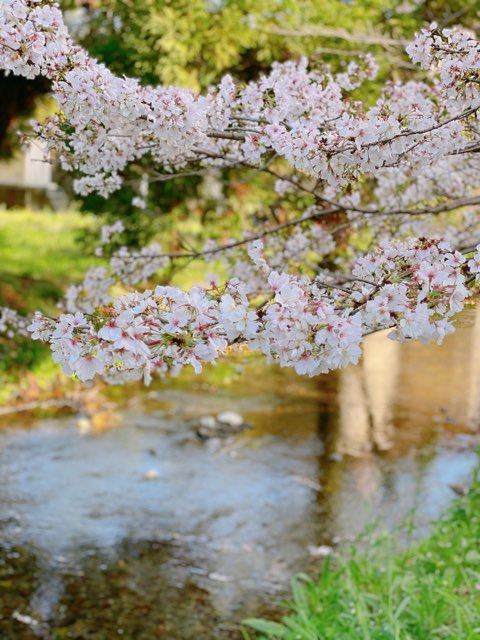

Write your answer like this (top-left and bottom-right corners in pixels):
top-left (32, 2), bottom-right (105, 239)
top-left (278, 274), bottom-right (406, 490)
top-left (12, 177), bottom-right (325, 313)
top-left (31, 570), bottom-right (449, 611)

top-left (2, 0), bottom-right (480, 383)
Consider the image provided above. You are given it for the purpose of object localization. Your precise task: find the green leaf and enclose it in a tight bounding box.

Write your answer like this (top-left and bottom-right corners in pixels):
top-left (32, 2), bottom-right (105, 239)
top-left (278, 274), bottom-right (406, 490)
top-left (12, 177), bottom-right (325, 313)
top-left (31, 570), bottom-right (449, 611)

top-left (243, 618), bottom-right (288, 637)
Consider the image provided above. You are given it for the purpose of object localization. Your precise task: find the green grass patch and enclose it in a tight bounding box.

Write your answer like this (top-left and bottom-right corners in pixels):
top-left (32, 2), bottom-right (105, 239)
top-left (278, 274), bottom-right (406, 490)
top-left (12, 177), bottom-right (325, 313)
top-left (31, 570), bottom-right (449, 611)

top-left (244, 467), bottom-right (480, 640)
top-left (0, 208), bottom-right (95, 313)
top-left (0, 208), bottom-right (97, 402)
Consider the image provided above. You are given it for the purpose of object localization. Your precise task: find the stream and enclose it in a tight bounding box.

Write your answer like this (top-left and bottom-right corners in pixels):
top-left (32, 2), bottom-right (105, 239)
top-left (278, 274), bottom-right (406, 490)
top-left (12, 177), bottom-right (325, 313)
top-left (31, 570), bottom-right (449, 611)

top-left (1, 307), bottom-right (480, 639)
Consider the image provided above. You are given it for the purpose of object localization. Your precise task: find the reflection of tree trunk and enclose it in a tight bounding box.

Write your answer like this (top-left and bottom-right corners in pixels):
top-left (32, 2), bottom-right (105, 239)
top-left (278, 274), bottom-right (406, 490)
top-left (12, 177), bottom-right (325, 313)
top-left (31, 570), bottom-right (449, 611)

top-left (363, 332), bottom-right (399, 451)
top-left (337, 366), bottom-right (371, 456)
top-left (335, 331), bottom-right (400, 456)
top-left (467, 305), bottom-right (480, 430)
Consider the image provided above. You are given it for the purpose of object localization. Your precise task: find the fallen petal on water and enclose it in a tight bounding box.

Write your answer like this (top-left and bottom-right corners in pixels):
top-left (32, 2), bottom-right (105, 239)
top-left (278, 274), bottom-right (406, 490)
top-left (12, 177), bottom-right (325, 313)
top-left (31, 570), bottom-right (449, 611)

top-left (208, 572), bottom-right (232, 582)
top-left (12, 611), bottom-right (38, 626)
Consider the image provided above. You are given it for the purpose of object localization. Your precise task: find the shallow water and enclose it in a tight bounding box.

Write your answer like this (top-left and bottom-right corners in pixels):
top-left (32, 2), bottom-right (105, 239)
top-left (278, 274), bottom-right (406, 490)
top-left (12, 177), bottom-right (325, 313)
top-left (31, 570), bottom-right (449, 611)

top-left (1, 308), bottom-right (480, 639)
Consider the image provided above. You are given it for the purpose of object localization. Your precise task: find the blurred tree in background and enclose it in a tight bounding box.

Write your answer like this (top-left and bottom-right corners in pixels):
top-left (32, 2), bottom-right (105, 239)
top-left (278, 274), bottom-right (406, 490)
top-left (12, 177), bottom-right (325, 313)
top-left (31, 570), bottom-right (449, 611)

top-left (0, 73), bottom-right (51, 159)
top-left (76, 0), bottom-right (478, 89)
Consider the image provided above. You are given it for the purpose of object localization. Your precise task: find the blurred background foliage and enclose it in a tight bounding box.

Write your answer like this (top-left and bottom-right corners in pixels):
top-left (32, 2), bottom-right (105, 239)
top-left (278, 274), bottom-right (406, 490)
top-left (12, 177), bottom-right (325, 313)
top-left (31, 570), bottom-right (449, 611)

top-left (68, 0), bottom-right (477, 89)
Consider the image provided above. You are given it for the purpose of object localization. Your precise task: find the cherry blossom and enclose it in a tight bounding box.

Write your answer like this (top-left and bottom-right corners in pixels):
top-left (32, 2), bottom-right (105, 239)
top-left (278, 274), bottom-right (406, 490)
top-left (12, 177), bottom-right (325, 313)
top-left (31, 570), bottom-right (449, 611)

top-left (20, 238), bottom-right (477, 383)
top-left (2, 1), bottom-right (480, 384)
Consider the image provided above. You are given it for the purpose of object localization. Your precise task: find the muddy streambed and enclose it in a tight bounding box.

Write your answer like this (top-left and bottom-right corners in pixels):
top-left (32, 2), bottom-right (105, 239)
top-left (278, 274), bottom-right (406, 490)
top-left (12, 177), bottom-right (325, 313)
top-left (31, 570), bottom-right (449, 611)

top-left (1, 308), bottom-right (480, 639)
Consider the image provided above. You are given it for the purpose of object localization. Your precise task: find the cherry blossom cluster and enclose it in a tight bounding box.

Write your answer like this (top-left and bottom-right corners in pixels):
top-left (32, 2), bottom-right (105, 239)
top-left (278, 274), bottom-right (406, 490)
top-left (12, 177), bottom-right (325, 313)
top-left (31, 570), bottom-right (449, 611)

top-left (0, 307), bottom-right (29, 339)
top-left (64, 224), bottom-right (168, 313)
top-left (467, 247), bottom-right (480, 283)
top-left (374, 154), bottom-right (480, 211)
top-left (406, 23), bottom-right (480, 103)
top-left (204, 220), bottom-right (336, 293)
top-left (0, 0), bottom-right (70, 79)
top-left (26, 238), bottom-right (475, 383)
top-left (352, 238), bottom-right (469, 343)
top-left (64, 267), bottom-right (115, 314)
top-left (2, 1), bottom-right (480, 383)
top-left (94, 220), bottom-right (125, 256)
top-left (3, 1), bottom-right (480, 205)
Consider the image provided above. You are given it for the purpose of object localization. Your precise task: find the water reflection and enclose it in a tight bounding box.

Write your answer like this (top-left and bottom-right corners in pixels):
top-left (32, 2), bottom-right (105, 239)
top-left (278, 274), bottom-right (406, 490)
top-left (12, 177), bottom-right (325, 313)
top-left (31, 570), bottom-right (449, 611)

top-left (336, 332), bottom-right (400, 456)
top-left (0, 308), bottom-right (479, 638)
top-left (331, 305), bottom-right (480, 457)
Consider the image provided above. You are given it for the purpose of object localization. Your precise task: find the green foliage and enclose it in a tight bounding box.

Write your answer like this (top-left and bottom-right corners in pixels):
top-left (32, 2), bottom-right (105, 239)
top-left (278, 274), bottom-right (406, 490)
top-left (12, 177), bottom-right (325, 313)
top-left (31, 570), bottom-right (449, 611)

top-left (77, 0), bottom-right (297, 90)
top-left (79, 0), bottom-right (480, 90)
top-left (244, 466), bottom-right (480, 639)
top-left (77, 172), bottom-right (201, 249)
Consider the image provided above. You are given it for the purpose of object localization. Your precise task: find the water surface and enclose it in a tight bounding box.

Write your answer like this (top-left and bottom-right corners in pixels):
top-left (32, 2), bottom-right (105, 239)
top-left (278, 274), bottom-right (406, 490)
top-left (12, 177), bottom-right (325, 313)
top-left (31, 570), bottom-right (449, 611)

top-left (1, 308), bottom-right (480, 638)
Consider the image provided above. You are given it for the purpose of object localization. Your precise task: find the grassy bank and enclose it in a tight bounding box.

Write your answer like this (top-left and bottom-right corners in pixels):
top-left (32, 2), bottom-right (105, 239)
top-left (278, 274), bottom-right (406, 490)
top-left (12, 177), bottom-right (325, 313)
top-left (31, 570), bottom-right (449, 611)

top-left (0, 208), bottom-right (222, 406)
top-left (245, 466), bottom-right (480, 639)
top-left (0, 208), bottom-right (95, 404)
top-left (0, 208), bottom-right (94, 312)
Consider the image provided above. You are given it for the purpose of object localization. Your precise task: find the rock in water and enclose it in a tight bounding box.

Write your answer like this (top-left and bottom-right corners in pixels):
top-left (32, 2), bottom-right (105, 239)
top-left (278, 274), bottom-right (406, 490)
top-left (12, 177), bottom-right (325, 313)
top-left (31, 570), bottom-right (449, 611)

top-left (308, 544), bottom-right (333, 558)
top-left (195, 411), bottom-right (252, 440)
top-left (449, 483), bottom-right (468, 496)
top-left (217, 411), bottom-right (244, 427)
top-left (198, 415), bottom-right (216, 429)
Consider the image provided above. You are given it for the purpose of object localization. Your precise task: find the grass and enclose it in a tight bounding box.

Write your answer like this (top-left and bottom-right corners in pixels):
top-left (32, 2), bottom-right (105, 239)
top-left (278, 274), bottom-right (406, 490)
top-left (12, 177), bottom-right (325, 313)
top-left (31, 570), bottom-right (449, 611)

top-left (244, 466), bottom-right (480, 640)
top-left (0, 208), bottom-right (94, 313)
top-left (0, 208), bottom-right (96, 403)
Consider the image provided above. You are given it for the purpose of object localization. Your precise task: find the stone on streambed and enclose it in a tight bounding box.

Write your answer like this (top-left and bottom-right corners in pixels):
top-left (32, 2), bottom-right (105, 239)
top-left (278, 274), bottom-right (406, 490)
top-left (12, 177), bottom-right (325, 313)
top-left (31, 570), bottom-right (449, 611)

top-left (198, 415), bottom-right (216, 430)
top-left (76, 409), bottom-right (123, 435)
top-left (143, 469), bottom-right (160, 481)
top-left (217, 411), bottom-right (244, 427)
top-left (195, 411), bottom-right (252, 440)
top-left (308, 544), bottom-right (333, 558)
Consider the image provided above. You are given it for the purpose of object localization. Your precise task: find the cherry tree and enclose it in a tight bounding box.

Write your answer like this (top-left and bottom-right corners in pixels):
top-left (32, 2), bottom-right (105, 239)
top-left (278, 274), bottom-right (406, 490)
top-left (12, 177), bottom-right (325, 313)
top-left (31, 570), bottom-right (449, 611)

top-left (1, 0), bottom-right (480, 384)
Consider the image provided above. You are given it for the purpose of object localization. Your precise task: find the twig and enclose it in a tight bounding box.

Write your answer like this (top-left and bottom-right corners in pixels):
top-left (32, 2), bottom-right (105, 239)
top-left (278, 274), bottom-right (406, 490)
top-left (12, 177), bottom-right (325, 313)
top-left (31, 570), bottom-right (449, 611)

top-left (262, 26), bottom-right (409, 48)
top-left (0, 398), bottom-right (78, 416)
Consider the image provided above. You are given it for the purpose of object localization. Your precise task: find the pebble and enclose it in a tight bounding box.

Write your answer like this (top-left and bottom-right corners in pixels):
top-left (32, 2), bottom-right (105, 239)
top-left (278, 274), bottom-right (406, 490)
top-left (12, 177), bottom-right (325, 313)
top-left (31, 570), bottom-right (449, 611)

top-left (12, 612), bottom-right (38, 626)
top-left (328, 452), bottom-right (343, 463)
top-left (208, 572), bottom-right (232, 582)
top-left (76, 418), bottom-right (92, 434)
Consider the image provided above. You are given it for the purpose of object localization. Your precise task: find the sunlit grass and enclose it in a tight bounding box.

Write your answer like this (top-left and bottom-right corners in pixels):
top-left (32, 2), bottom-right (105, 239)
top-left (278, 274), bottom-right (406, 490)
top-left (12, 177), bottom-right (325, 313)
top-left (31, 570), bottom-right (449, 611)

top-left (0, 208), bottom-right (97, 401)
top-left (0, 208), bottom-right (95, 313)
top-left (244, 466), bottom-right (480, 639)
